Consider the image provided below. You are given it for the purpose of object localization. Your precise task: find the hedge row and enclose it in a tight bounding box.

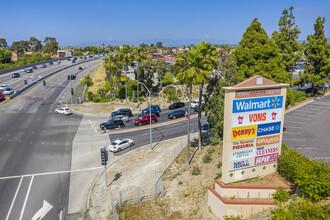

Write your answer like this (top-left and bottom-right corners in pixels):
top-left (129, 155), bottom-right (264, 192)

top-left (278, 144), bottom-right (330, 201)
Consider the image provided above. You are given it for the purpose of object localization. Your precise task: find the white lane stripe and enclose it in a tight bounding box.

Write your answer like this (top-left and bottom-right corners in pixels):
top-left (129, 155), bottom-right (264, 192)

top-left (6, 177), bottom-right (24, 220)
top-left (0, 166), bottom-right (104, 180)
top-left (19, 175), bottom-right (34, 220)
top-left (284, 131), bottom-right (302, 135)
top-left (34, 108), bottom-right (38, 113)
top-left (283, 139), bottom-right (306, 141)
top-left (88, 120), bottom-right (98, 133)
top-left (284, 121), bottom-right (305, 124)
top-left (59, 210), bottom-right (63, 220)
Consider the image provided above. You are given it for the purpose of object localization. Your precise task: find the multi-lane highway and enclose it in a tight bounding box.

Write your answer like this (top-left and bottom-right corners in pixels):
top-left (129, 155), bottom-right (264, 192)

top-left (0, 57), bottom-right (101, 220)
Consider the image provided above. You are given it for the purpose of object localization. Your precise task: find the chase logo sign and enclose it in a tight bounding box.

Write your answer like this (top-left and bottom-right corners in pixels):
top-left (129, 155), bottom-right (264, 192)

top-left (233, 96), bottom-right (283, 113)
top-left (257, 122), bottom-right (281, 137)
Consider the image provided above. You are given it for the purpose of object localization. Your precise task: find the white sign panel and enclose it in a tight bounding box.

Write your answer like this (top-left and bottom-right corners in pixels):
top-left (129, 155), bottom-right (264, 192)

top-left (231, 148), bottom-right (255, 160)
top-left (232, 108), bottom-right (282, 128)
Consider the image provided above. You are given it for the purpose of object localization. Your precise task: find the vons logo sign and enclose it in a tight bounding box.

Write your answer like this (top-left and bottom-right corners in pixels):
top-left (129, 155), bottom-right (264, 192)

top-left (233, 96), bottom-right (283, 113)
top-left (232, 109), bottom-right (282, 128)
top-left (231, 125), bottom-right (257, 140)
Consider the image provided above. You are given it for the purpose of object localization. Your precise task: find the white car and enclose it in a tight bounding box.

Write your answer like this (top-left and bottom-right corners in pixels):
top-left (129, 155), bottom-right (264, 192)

top-left (21, 68), bottom-right (27, 72)
top-left (2, 88), bottom-right (13, 95)
top-left (108, 139), bottom-right (134, 152)
top-left (55, 107), bottom-right (73, 115)
top-left (191, 100), bottom-right (199, 108)
top-left (0, 85), bottom-right (8, 92)
top-left (112, 115), bottom-right (129, 122)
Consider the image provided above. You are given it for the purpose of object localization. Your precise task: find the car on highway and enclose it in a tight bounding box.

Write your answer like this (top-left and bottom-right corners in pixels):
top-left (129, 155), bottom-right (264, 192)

top-left (0, 92), bottom-right (4, 101)
top-left (112, 115), bottom-right (129, 122)
top-left (142, 105), bottom-right (161, 113)
top-left (12, 73), bottom-right (20, 78)
top-left (2, 88), bottom-right (14, 95)
top-left (57, 61), bottom-right (61, 64)
top-left (111, 109), bottom-right (133, 117)
top-left (78, 67), bottom-right (83, 70)
top-left (41, 64), bottom-right (47, 68)
top-left (169, 102), bottom-right (185, 110)
top-left (55, 107), bottom-right (73, 115)
top-left (32, 65), bottom-right (37, 69)
top-left (67, 74), bottom-right (76, 80)
top-left (21, 68), bottom-right (27, 72)
top-left (141, 108), bottom-right (160, 117)
top-left (134, 114), bottom-right (158, 126)
top-left (49, 61), bottom-right (53, 65)
top-left (67, 58), bottom-right (71, 61)
top-left (191, 100), bottom-right (199, 108)
top-left (26, 68), bottom-right (33, 73)
top-left (108, 138), bottom-right (134, 152)
top-left (0, 85), bottom-right (8, 92)
top-left (168, 109), bottom-right (186, 119)
top-left (100, 118), bottom-right (124, 130)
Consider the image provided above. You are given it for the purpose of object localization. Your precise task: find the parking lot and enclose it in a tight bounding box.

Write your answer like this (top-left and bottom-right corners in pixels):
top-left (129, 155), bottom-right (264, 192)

top-left (283, 94), bottom-right (330, 162)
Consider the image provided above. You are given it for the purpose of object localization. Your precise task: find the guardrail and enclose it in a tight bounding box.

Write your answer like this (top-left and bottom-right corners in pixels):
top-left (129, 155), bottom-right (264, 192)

top-left (7, 57), bottom-right (101, 101)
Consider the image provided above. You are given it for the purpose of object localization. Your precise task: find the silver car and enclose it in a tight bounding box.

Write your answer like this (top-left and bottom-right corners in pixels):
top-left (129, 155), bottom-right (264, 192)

top-left (2, 88), bottom-right (13, 95)
top-left (112, 115), bottom-right (129, 122)
top-left (108, 139), bottom-right (134, 152)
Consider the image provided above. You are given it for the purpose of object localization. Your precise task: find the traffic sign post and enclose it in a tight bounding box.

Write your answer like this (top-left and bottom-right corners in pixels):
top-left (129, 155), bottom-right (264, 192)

top-left (100, 147), bottom-right (108, 187)
top-left (221, 75), bottom-right (289, 184)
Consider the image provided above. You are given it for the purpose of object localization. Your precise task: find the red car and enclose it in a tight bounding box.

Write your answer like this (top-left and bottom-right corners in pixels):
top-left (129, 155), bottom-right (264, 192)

top-left (0, 93), bottom-right (4, 101)
top-left (134, 114), bottom-right (158, 126)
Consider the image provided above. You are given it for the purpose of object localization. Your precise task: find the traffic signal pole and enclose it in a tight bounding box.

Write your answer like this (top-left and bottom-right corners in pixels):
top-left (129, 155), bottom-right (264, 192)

top-left (101, 147), bottom-right (108, 187)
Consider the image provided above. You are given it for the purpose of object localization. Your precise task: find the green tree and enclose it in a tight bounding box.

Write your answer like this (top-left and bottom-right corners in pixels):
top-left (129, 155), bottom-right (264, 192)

top-left (300, 16), bottom-right (330, 95)
top-left (11, 40), bottom-right (29, 56)
top-left (162, 73), bottom-right (175, 85)
top-left (0, 49), bottom-right (12, 64)
top-left (132, 46), bottom-right (147, 107)
top-left (0, 38), bottom-right (7, 48)
top-left (29, 37), bottom-right (43, 52)
top-left (234, 18), bottom-right (289, 83)
top-left (175, 48), bottom-right (211, 166)
top-left (272, 6), bottom-right (302, 84)
top-left (137, 59), bottom-right (155, 89)
top-left (195, 41), bottom-right (219, 150)
top-left (118, 46), bottom-right (133, 103)
top-left (104, 54), bottom-right (118, 103)
top-left (156, 42), bottom-right (163, 49)
top-left (43, 37), bottom-right (58, 55)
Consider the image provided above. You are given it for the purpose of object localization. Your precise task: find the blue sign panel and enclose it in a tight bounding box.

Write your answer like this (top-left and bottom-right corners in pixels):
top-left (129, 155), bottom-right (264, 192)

top-left (257, 122), bottom-right (281, 137)
top-left (233, 96), bottom-right (283, 113)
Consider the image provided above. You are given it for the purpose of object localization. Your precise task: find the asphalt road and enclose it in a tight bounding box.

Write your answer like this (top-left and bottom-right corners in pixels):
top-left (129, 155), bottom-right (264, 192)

top-left (283, 95), bottom-right (330, 162)
top-left (109, 115), bottom-right (208, 156)
top-left (0, 58), bottom-right (101, 220)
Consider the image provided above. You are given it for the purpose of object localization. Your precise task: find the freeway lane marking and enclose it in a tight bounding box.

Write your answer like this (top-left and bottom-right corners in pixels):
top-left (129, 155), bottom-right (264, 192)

top-left (19, 175), bottom-right (34, 220)
top-left (0, 166), bottom-right (104, 180)
top-left (31, 200), bottom-right (53, 220)
top-left (5, 177), bottom-right (23, 220)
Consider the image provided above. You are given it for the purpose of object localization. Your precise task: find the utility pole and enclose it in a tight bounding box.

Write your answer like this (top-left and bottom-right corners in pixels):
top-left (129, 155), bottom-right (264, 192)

top-left (137, 68), bottom-right (140, 110)
top-left (138, 82), bottom-right (152, 151)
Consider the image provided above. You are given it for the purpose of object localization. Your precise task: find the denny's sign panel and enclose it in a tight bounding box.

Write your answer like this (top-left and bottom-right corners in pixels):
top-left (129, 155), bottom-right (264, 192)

top-left (221, 75), bottom-right (289, 183)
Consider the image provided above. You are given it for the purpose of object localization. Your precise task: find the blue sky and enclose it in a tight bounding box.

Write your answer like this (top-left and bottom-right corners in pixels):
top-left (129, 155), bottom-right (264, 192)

top-left (1, 0), bottom-right (329, 46)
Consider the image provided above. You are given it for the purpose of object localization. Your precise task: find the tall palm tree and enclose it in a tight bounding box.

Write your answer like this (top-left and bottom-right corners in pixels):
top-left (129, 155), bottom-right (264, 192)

top-left (118, 46), bottom-right (132, 103)
top-left (105, 55), bottom-right (118, 104)
top-left (132, 46), bottom-right (147, 108)
top-left (176, 48), bottom-right (211, 166)
top-left (195, 41), bottom-right (219, 150)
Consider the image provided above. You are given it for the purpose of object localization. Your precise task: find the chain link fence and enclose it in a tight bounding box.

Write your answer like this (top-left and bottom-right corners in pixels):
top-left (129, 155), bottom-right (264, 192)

top-left (110, 129), bottom-right (196, 219)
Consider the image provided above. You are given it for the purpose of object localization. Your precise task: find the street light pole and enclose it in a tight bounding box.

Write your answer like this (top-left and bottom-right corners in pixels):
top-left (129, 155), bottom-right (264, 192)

top-left (139, 82), bottom-right (152, 151)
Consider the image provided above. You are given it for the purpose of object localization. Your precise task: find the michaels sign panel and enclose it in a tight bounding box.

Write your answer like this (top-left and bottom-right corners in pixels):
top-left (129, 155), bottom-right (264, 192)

top-left (233, 96), bottom-right (283, 113)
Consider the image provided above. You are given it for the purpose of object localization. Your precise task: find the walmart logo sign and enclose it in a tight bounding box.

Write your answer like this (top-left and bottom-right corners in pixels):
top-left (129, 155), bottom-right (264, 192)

top-left (233, 96), bottom-right (283, 113)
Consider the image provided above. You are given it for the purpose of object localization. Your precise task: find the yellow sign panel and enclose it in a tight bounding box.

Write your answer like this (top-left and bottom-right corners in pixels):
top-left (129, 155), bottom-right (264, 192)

top-left (96, 62), bottom-right (99, 64)
top-left (231, 125), bottom-right (257, 140)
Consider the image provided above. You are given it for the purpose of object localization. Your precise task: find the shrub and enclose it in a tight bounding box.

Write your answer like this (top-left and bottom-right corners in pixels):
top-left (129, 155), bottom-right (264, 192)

top-left (273, 188), bottom-right (290, 202)
top-left (278, 144), bottom-right (330, 201)
top-left (139, 97), bottom-right (145, 102)
top-left (224, 215), bottom-right (243, 220)
top-left (296, 96), bottom-right (306, 102)
top-left (217, 161), bottom-right (222, 169)
top-left (133, 97), bottom-right (138, 103)
top-left (191, 166), bottom-right (201, 175)
top-left (203, 154), bottom-right (212, 163)
top-left (210, 137), bottom-right (219, 145)
top-left (215, 173), bottom-right (222, 180)
top-left (184, 192), bottom-right (190, 197)
top-left (178, 180), bottom-right (182, 185)
top-left (207, 147), bottom-right (215, 154)
top-left (87, 91), bottom-right (93, 101)
top-left (292, 89), bottom-right (306, 102)
top-left (92, 97), bottom-right (100, 102)
top-left (272, 197), bottom-right (330, 220)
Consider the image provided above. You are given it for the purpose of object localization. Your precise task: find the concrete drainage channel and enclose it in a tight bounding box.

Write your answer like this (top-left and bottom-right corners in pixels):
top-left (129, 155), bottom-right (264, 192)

top-left (7, 58), bottom-right (100, 101)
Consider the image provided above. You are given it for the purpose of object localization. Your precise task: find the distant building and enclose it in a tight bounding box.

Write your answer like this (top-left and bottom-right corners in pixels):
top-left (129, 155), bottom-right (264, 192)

top-left (57, 50), bottom-right (66, 59)
top-left (164, 57), bottom-right (178, 65)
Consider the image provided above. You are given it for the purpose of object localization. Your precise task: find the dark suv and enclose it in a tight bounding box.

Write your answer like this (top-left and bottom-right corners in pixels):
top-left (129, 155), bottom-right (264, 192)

top-left (100, 119), bottom-right (124, 130)
top-left (169, 102), bottom-right (185, 110)
top-left (111, 109), bottom-right (133, 117)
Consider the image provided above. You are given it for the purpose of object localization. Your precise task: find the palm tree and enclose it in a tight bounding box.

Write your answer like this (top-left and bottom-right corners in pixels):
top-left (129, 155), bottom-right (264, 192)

top-left (132, 46), bottom-right (147, 108)
top-left (118, 46), bottom-right (132, 103)
top-left (105, 55), bottom-right (118, 104)
top-left (176, 48), bottom-right (211, 166)
top-left (195, 41), bottom-right (219, 150)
